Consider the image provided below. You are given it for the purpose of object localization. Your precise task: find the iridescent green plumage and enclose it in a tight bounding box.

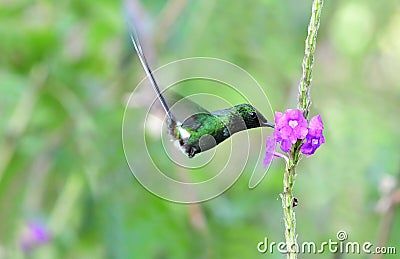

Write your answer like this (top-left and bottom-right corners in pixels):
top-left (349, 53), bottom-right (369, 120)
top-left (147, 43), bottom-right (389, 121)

top-left (130, 33), bottom-right (274, 158)
top-left (173, 103), bottom-right (273, 157)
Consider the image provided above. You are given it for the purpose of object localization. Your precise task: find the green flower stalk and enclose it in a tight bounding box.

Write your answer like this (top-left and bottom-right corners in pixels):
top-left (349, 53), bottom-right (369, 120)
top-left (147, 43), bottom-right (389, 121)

top-left (283, 0), bottom-right (324, 258)
top-left (264, 109), bottom-right (324, 257)
top-left (298, 0), bottom-right (324, 119)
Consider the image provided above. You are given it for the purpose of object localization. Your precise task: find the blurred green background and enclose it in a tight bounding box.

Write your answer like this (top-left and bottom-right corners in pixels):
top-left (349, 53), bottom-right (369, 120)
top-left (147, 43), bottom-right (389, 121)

top-left (1, 0), bottom-right (400, 258)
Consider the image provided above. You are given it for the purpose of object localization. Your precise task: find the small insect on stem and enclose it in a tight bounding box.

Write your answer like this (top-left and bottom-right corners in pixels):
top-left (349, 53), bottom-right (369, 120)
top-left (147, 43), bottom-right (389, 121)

top-left (293, 197), bottom-right (299, 207)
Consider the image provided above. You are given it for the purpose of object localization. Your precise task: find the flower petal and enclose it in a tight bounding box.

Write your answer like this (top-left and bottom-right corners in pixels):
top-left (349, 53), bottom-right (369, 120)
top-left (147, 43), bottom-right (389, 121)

top-left (274, 111), bottom-right (285, 128)
top-left (280, 139), bottom-right (292, 152)
top-left (309, 115), bottom-right (324, 131)
top-left (263, 136), bottom-right (277, 167)
top-left (296, 126), bottom-right (309, 139)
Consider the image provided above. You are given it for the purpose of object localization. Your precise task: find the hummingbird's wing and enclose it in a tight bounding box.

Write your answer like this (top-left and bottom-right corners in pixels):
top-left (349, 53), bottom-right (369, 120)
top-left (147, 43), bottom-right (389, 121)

top-left (180, 113), bottom-right (210, 131)
top-left (164, 91), bottom-right (210, 123)
top-left (166, 91), bottom-right (210, 113)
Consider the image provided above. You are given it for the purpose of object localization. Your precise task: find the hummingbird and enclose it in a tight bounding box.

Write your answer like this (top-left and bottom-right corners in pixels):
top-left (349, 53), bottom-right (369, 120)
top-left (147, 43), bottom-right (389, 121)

top-left (130, 33), bottom-right (274, 158)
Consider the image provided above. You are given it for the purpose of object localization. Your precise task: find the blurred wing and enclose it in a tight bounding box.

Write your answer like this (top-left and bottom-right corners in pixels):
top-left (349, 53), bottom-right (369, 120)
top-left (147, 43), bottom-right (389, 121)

top-left (164, 91), bottom-right (210, 123)
top-left (181, 113), bottom-right (209, 131)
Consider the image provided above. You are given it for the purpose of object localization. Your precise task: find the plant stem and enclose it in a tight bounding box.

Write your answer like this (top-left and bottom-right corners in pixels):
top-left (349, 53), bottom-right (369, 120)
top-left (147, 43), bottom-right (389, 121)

top-left (282, 142), bottom-right (301, 258)
top-left (281, 0), bottom-right (324, 258)
top-left (298, 0), bottom-right (324, 120)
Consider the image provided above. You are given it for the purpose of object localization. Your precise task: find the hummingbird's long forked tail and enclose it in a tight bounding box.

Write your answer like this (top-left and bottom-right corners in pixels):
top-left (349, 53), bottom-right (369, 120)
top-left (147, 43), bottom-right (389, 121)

top-left (129, 33), bottom-right (175, 121)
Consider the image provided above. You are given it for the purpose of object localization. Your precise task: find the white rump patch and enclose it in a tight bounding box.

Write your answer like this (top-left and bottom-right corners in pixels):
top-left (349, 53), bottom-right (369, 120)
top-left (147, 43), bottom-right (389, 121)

top-left (178, 126), bottom-right (191, 140)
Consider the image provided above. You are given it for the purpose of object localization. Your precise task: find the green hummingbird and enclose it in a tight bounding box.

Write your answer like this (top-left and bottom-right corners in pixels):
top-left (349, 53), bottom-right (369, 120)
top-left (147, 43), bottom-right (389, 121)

top-left (130, 33), bottom-right (274, 158)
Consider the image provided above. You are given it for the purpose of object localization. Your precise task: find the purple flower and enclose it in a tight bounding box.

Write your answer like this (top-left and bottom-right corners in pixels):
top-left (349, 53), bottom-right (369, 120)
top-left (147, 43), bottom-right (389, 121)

top-left (20, 222), bottom-right (51, 252)
top-left (300, 115), bottom-right (325, 155)
top-left (263, 136), bottom-right (277, 167)
top-left (263, 110), bottom-right (325, 167)
top-left (308, 114), bottom-right (324, 136)
top-left (274, 109), bottom-right (308, 152)
top-left (263, 136), bottom-right (290, 167)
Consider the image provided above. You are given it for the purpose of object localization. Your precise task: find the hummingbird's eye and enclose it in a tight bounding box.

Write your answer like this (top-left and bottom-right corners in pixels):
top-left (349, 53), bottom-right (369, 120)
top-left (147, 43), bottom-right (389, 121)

top-left (249, 111), bottom-right (257, 119)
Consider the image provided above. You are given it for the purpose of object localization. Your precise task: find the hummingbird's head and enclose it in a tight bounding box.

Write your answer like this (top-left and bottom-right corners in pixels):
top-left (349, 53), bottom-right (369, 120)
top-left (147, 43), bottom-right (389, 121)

top-left (234, 104), bottom-right (275, 129)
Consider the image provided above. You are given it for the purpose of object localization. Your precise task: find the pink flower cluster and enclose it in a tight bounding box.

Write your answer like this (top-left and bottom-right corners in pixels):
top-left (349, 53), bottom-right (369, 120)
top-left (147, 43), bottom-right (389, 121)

top-left (263, 109), bottom-right (325, 167)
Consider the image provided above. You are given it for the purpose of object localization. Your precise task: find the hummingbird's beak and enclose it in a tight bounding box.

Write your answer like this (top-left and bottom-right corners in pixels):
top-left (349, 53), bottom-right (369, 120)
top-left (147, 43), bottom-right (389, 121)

top-left (262, 121), bottom-right (275, 128)
top-left (257, 113), bottom-right (275, 128)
